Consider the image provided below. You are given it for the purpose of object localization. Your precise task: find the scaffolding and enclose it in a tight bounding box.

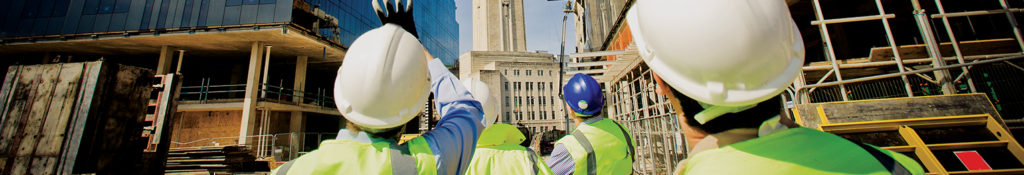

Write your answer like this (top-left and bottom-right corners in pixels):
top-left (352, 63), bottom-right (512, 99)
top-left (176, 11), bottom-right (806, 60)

top-left (606, 61), bottom-right (687, 175)
top-left (795, 0), bottom-right (1024, 105)
top-left (596, 1), bottom-right (1024, 174)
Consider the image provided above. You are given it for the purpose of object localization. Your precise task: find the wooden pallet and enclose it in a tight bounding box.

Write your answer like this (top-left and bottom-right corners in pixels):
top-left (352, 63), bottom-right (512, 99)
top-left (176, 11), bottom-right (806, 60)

top-left (819, 114), bottom-right (1024, 174)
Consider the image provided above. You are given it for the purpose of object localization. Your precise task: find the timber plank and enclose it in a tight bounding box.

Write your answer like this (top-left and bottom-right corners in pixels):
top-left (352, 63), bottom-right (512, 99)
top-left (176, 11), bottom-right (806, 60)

top-left (32, 64), bottom-right (85, 175)
top-left (21, 64), bottom-right (61, 175)
top-left (867, 38), bottom-right (1019, 62)
top-left (794, 94), bottom-right (1003, 129)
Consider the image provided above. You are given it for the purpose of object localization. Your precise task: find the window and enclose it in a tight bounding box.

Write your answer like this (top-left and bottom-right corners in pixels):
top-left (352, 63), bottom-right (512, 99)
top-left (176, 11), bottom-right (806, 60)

top-left (505, 96), bottom-right (510, 107)
top-left (99, 0), bottom-right (116, 14)
top-left (504, 70), bottom-right (508, 75)
top-left (539, 71), bottom-right (543, 76)
top-left (549, 82), bottom-right (553, 90)
top-left (114, 0), bottom-right (132, 13)
top-left (82, 0), bottom-right (100, 15)
top-left (515, 70), bottom-right (520, 76)
top-left (527, 82), bottom-right (532, 90)
top-left (226, 0), bottom-right (242, 6)
top-left (504, 82), bottom-right (509, 91)
top-left (527, 70), bottom-right (532, 76)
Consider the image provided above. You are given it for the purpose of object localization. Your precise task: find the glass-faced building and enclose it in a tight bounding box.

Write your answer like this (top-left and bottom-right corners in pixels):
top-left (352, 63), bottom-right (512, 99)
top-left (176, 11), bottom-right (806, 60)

top-left (0, 0), bottom-right (458, 65)
top-left (0, 0), bottom-right (459, 167)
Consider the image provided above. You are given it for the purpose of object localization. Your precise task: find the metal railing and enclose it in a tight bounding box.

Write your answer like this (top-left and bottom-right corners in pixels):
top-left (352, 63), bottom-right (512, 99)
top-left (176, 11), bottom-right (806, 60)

top-left (792, 55), bottom-right (1024, 104)
top-left (178, 77), bottom-right (335, 108)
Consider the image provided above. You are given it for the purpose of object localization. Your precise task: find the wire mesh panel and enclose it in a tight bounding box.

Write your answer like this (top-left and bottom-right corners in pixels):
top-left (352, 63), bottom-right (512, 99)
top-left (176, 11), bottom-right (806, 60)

top-left (606, 63), bottom-right (687, 175)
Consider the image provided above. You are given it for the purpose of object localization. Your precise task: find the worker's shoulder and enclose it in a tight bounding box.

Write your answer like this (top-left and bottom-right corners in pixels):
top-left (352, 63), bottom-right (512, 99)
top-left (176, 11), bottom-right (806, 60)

top-left (688, 128), bottom-right (917, 174)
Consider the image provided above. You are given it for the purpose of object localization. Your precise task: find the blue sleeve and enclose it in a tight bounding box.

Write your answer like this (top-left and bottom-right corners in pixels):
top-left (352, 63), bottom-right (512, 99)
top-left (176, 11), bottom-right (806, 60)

top-left (546, 144), bottom-right (575, 175)
top-left (420, 59), bottom-right (485, 175)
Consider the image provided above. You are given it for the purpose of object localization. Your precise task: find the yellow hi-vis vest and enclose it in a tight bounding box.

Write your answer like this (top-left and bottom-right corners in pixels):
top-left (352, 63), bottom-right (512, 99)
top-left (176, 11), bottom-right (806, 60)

top-left (683, 127), bottom-right (925, 174)
top-left (271, 136), bottom-right (437, 175)
top-left (466, 123), bottom-right (554, 175)
top-left (555, 117), bottom-right (635, 175)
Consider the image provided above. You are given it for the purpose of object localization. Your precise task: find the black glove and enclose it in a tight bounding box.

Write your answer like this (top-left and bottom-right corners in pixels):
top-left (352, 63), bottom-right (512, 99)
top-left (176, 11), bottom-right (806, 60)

top-left (373, 0), bottom-right (419, 38)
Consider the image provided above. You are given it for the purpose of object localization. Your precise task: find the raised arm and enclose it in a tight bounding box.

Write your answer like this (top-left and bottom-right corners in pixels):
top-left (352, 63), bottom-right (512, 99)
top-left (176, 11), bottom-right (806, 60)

top-left (420, 58), bottom-right (485, 175)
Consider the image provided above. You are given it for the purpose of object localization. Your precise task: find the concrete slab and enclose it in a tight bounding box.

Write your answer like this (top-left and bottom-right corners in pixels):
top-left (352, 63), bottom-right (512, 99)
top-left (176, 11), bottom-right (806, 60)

top-left (0, 25), bottom-right (345, 63)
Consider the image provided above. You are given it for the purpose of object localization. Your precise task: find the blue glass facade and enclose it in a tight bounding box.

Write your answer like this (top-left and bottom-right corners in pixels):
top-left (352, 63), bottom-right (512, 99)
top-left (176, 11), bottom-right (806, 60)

top-left (0, 0), bottom-right (458, 65)
top-left (0, 0), bottom-right (292, 36)
top-left (308, 0), bottom-right (459, 65)
top-left (412, 0), bottom-right (459, 65)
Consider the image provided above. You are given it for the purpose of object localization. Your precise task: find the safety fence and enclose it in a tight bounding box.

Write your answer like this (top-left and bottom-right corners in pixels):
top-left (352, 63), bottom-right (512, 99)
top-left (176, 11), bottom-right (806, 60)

top-left (606, 63), bottom-right (687, 175)
top-left (178, 77), bottom-right (335, 108)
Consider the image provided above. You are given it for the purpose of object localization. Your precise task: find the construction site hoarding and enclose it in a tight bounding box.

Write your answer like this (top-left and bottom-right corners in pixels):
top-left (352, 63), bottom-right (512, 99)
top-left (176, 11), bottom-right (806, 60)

top-left (0, 61), bottom-right (154, 174)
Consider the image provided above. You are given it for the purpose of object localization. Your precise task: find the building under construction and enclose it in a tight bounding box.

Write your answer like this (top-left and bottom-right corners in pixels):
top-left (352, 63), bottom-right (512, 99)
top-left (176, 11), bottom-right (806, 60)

top-left (0, 0), bottom-right (456, 173)
top-left (570, 0), bottom-right (1024, 174)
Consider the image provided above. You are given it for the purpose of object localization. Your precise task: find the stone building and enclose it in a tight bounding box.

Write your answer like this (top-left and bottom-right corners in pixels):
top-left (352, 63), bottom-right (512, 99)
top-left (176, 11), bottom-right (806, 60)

top-left (460, 51), bottom-right (568, 135)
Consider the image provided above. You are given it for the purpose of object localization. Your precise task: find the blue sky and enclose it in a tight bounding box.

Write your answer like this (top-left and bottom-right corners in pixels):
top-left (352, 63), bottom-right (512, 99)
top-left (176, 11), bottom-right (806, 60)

top-left (454, 0), bottom-right (577, 56)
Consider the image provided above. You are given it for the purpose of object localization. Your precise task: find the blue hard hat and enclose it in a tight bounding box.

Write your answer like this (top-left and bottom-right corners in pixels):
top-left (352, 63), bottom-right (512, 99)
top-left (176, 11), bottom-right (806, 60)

top-left (563, 73), bottom-right (604, 116)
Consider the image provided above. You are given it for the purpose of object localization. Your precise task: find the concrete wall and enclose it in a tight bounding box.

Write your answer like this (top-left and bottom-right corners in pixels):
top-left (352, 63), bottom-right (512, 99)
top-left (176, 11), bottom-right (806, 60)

top-left (170, 110), bottom-right (290, 148)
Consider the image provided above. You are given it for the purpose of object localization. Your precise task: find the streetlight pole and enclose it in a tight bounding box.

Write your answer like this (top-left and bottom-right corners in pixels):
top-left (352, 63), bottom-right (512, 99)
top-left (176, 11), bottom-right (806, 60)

top-left (557, 1), bottom-right (573, 131)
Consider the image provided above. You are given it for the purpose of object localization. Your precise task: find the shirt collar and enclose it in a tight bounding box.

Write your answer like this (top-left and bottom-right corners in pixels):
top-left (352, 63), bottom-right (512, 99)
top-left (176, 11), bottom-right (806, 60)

top-left (582, 115), bottom-right (605, 124)
top-left (336, 129), bottom-right (397, 144)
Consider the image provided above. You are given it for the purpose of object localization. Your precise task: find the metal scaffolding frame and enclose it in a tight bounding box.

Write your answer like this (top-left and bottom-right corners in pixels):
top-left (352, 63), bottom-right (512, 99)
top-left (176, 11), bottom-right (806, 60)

top-left (596, 1), bottom-right (1024, 174)
top-left (606, 63), bottom-right (686, 175)
top-left (796, 0), bottom-right (1024, 104)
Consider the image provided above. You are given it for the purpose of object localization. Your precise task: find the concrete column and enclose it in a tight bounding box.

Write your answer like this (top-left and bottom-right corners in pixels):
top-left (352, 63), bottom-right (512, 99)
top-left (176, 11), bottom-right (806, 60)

top-left (240, 42), bottom-right (266, 145)
top-left (293, 56), bottom-right (308, 103)
top-left (175, 50), bottom-right (185, 74)
top-left (289, 56), bottom-right (308, 160)
top-left (157, 46), bottom-right (174, 74)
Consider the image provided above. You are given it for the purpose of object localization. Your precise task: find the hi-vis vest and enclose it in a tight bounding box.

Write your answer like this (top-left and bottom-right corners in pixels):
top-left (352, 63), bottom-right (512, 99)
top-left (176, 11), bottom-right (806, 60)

top-left (555, 117), bottom-right (635, 175)
top-left (271, 137), bottom-right (437, 175)
top-left (683, 127), bottom-right (925, 174)
top-left (466, 123), bottom-right (554, 175)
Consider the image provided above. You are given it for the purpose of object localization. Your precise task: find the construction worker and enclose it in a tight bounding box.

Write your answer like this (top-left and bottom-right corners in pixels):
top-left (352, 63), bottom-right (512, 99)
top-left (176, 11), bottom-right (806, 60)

top-left (546, 73), bottom-right (634, 175)
top-left (272, 0), bottom-right (484, 174)
top-left (462, 78), bottom-right (555, 175)
top-left (625, 0), bottom-right (925, 174)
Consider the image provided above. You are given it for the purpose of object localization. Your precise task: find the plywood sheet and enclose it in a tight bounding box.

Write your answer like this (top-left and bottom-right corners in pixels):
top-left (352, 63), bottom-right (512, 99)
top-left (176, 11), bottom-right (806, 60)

top-left (795, 93), bottom-right (1003, 129)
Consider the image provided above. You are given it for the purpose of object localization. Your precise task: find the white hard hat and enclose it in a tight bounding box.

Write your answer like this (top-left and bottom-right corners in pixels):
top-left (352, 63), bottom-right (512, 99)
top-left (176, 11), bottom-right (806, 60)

top-left (627, 0), bottom-right (804, 108)
top-left (334, 24), bottom-right (430, 131)
top-left (462, 77), bottom-right (499, 128)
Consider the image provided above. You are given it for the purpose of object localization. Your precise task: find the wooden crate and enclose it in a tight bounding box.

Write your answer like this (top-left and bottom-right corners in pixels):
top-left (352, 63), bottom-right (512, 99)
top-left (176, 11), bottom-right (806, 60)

top-left (0, 61), bottom-right (154, 174)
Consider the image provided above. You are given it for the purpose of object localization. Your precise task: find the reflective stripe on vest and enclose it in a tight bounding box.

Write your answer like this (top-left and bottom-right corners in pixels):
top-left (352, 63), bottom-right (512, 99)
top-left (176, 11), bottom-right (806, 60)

top-left (571, 130), bottom-right (597, 175)
top-left (610, 121), bottom-right (635, 160)
top-left (556, 117), bottom-right (634, 175)
top-left (525, 147), bottom-right (540, 174)
top-left (272, 137), bottom-right (437, 175)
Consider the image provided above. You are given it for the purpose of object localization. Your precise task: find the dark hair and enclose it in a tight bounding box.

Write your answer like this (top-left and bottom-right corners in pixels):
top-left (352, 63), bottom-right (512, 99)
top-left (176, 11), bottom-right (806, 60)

top-left (671, 89), bottom-right (782, 134)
